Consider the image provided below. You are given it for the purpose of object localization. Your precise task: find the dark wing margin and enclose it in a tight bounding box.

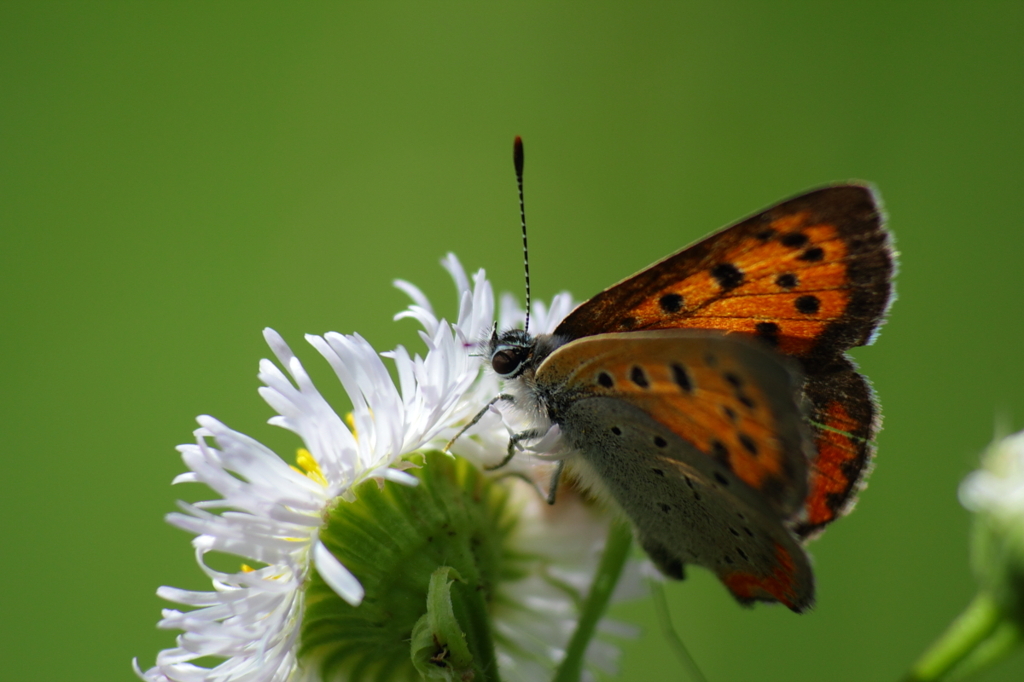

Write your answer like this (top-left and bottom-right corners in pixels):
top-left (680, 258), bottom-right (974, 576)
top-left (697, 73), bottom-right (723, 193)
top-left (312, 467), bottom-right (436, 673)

top-left (796, 184), bottom-right (894, 371)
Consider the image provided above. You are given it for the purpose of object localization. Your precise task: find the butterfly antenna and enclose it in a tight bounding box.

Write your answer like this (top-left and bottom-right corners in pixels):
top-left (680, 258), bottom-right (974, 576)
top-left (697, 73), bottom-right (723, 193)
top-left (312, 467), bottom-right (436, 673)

top-left (513, 136), bottom-right (531, 333)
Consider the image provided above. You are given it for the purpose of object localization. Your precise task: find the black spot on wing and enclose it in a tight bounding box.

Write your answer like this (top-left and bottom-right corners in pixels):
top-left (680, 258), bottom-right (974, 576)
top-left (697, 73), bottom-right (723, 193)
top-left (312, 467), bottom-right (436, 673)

top-left (671, 363), bottom-right (693, 392)
top-left (798, 246), bottom-right (824, 262)
top-left (710, 263), bottom-right (744, 290)
top-left (712, 440), bottom-right (729, 463)
top-left (659, 293), bottom-right (684, 313)
top-left (781, 232), bottom-right (808, 248)
top-left (795, 295), bottom-right (821, 315)
top-left (776, 273), bottom-right (798, 289)
top-left (684, 475), bottom-right (702, 501)
top-left (739, 433), bottom-right (759, 455)
top-left (755, 321), bottom-right (780, 347)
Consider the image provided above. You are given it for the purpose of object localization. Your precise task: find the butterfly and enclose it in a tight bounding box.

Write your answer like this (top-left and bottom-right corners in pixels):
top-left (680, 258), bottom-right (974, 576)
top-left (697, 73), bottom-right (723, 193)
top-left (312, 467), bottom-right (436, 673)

top-left (478, 138), bottom-right (894, 613)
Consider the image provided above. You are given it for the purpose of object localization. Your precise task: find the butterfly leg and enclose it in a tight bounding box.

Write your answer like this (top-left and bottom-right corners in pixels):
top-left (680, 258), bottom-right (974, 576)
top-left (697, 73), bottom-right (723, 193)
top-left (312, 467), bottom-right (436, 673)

top-left (489, 470), bottom-right (551, 504)
top-left (545, 459), bottom-right (566, 505)
top-left (485, 428), bottom-right (546, 471)
top-left (490, 458), bottom-right (565, 505)
top-left (444, 393), bottom-right (515, 453)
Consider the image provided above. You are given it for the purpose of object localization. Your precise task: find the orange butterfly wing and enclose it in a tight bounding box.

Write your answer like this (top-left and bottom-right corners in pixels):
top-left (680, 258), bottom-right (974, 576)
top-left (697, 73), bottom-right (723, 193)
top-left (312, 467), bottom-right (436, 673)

top-left (553, 185), bottom-right (891, 360)
top-left (552, 185), bottom-right (894, 537)
top-left (536, 330), bottom-right (816, 610)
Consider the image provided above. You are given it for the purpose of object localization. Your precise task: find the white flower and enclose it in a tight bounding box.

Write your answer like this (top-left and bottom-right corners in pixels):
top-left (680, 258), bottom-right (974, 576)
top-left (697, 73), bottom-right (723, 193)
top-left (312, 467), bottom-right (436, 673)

top-left (136, 255), bottom-right (639, 682)
top-left (960, 430), bottom-right (1024, 519)
top-left (958, 428), bottom-right (1024, 628)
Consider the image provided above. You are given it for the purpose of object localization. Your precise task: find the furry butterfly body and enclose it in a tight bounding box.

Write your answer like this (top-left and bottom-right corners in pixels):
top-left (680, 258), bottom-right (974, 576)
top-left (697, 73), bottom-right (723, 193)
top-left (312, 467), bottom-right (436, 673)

top-left (489, 183), bottom-right (894, 612)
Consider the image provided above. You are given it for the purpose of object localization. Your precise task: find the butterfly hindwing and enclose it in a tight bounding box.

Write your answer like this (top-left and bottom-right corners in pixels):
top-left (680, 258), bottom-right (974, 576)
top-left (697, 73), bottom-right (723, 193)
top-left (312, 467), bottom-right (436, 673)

top-left (537, 330), bottom-right (813, 517)
top-left (796, 357), bottom-right (879, 538)
top-left (552, 184), bottom-right (893, 368)
top-left (557, 393), bottom-right (815, 612)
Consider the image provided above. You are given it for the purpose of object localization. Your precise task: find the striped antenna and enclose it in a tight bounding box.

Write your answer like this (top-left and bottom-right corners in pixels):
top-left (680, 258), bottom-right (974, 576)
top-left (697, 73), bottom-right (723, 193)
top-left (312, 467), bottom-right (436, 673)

top-left (513, 136), bottom-right (530, 332)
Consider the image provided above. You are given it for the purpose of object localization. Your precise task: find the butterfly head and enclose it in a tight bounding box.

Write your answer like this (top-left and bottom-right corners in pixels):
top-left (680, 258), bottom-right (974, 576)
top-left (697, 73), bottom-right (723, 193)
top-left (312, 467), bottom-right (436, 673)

top-left (488, 328), bottom-right (537, 379)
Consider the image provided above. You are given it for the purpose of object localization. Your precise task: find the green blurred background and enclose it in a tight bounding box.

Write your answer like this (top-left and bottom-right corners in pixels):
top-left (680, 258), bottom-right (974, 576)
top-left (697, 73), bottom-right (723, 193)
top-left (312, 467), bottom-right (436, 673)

top-left (3, 3), bottom-right (1023, 681)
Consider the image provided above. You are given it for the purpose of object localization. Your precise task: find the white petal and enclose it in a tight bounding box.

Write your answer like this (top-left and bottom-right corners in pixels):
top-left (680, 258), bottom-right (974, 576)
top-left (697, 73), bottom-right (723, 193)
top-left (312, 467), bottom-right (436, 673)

top-left (313, 539), bottom-right (365, 606)
top-left (442, 252), bottom-right (471, 296)
top-left (378, 467), bottom-right (420, 486)
top-left (394, 279), bottom-right (433, 316)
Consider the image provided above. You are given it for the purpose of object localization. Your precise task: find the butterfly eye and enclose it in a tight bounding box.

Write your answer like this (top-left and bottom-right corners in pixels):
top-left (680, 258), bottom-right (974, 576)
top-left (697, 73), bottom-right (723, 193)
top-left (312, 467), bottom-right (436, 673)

top-left (491, 348), bottom-right (524, 377)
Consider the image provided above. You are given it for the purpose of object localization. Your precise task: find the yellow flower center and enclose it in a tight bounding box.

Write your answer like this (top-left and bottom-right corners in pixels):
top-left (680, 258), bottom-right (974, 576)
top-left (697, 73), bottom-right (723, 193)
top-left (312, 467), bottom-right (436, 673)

top-left (293, 447), bottom-right (328, 487)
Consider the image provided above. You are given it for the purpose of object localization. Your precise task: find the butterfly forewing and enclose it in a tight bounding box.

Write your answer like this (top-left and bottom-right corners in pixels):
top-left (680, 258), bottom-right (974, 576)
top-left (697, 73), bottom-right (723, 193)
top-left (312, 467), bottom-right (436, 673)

top-left (552, 184), bottom-right (892, 366)
top-left (536, 330), bottom-right (813, 517)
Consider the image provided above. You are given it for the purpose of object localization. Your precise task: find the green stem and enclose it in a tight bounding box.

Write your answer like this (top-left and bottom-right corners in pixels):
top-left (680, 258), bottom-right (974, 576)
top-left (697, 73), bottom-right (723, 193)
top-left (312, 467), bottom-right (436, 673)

top-left (649, 578), bottom-right (708, 682)
top-left (903, 592), bottom-right (1002, 681)
top-left (450, 579), bottom-right (502, 682)
top-left (945, 619), bottom-right (1022, 681)
top-left (552, 517), bottom-right (633, 682)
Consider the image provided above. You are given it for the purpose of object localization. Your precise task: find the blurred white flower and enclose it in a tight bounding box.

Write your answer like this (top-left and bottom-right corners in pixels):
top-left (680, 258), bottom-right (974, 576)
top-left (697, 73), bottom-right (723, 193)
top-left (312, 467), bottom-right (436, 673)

top-left (961, 430), bottom-right (1024, 520)
top-left (907, 429), bottom-right (1024, 682)
top-left (958, 429), bottom-right (1024, 625)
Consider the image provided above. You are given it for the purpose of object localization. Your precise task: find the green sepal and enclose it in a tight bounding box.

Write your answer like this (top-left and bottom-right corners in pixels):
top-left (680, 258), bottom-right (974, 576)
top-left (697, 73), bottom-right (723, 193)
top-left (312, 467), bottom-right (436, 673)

top-left (410, 567), bottom-right (474, 680)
